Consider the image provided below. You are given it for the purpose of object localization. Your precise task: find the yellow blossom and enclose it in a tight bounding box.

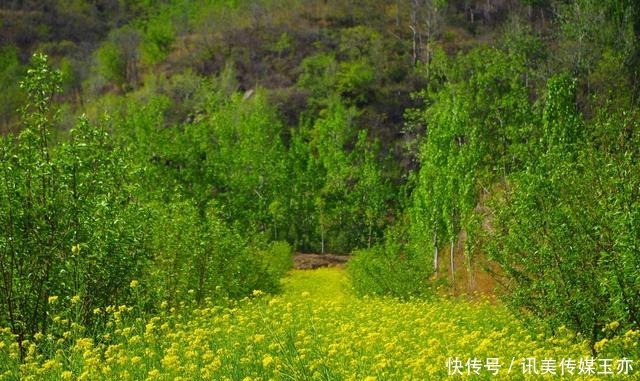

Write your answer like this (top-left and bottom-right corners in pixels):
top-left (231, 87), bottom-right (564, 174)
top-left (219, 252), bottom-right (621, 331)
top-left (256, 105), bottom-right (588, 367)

top-left (605, 321), bottom-right (620, 331)
top-left (262, 354), bottom-right (274, 367)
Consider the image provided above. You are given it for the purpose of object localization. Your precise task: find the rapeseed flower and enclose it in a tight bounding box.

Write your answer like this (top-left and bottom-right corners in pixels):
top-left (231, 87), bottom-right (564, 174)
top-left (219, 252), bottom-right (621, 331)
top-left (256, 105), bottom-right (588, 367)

top-left (1, 268), bottom-right (602, 381)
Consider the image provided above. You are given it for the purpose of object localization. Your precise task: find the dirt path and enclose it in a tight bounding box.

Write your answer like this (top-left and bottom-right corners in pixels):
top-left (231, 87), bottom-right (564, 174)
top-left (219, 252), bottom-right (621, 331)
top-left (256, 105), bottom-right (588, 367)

top-left (293, 252), bottom-right (350, 270)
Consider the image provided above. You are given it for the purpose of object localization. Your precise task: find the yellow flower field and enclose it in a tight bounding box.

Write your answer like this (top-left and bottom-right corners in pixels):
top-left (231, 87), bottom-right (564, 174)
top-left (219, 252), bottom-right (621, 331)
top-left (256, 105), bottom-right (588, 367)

top-left (0, 268), bottom-right (635, 380)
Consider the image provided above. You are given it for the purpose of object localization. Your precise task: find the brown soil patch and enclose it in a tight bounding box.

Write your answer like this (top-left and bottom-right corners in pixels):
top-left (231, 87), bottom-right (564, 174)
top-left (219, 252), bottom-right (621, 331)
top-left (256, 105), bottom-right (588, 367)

top-left (294, 253), bottom-right (350, 270)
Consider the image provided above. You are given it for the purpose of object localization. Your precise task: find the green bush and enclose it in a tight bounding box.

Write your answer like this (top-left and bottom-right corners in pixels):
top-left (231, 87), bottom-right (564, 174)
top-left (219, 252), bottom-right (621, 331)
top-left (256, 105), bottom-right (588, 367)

top-left (0, 54), bottom-right (149, 344)
top-left (144, 201), bottom-right (291, 307)
top-left (144, 200), bottom-right (205, 307)
top-left (260, 240), bottom-right (294, 280)
top-left (202, 205), bottom-right (282, 298)
top-left (348, 223), bottom-right (433, 298)
top-left (348, 247), bottom-right (433, 299)
top-left (141, 17), bottom-right (175, 66)
top-left (486, 75), bottom-right (640, 349)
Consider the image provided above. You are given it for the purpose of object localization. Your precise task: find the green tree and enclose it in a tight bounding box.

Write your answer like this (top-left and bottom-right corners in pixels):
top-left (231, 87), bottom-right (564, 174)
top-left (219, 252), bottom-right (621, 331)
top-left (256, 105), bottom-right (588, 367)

top-left (286, 120), bottom-right (325, 251)
top-left (294, 97), bottom-right (391, 253)
top-left (309, 99), bottom-right (356, 252)
top-left (95, 41), bottom-right (126, 87)
top-left (408, 47), bottom-right (532, 282)
top-left (488, 75), bottom-right (640, 349)
top-left (0, 54), bottom-right (148, 350)
top-left (141, 15), bottom-right (176, 66)
top-left (349, 130), bottom-right (391, 248)
top-left (297, 53), bottom-right (338, 110)
top-left (188, 91), bottom-right (289, 231)
top-left (94, 26), bottom-right (141, 91)
top-left (0, 53), bottom-right (64, 348)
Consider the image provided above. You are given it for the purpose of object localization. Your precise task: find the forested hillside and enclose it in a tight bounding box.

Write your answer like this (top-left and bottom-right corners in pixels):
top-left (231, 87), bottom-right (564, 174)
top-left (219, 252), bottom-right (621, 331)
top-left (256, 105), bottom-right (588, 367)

top-left (1, 0), bottom-right (640, 378)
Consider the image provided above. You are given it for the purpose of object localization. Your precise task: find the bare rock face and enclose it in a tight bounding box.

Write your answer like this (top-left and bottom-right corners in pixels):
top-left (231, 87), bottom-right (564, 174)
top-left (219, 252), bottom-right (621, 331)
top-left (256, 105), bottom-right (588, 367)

top-left (293, 253), bottom-right (350, 270)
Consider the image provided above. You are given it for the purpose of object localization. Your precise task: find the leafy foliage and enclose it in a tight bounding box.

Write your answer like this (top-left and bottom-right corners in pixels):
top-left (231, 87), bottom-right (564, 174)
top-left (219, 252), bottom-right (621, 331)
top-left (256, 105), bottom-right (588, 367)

top-left (349, 222), bottom-right (433, 298)
top-left (107, 83), bottom-right (294, 306)
top-left (289, 97), bottom-right (392, 253)
top-left (0, 55), bottom-right (148, 345)
top-left (488, 77), bottom-right (640, 346)
top-left (0, 55), bottom-right (293, 354)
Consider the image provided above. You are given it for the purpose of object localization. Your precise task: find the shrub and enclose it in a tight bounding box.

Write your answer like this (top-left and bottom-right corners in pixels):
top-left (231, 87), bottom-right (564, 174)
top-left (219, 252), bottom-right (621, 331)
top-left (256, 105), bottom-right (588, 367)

top-left (260, 240), bottom-right (294, 280)
top-left (144, 201), bottom-right (292, 307)
top-left (144, 200), bottom-right (205, 307)
top-left (0, 54), bottom-right (149, 346)
top-left (348, 247), bottom-right (433, 298)
top-left (487, 76), bottom-right (640, 349)
top-left (348, 223), bottom-right (433, 298)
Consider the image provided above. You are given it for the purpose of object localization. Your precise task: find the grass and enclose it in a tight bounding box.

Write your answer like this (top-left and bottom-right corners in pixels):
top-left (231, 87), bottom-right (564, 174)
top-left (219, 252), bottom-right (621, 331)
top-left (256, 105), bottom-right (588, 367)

top-left (1, 267), bottom-right (636, 380)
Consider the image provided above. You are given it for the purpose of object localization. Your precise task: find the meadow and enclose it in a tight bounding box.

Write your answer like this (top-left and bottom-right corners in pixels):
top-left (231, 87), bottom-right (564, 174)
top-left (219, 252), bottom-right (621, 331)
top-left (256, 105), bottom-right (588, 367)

top-left (3, 267), bottom-right (635, 380)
